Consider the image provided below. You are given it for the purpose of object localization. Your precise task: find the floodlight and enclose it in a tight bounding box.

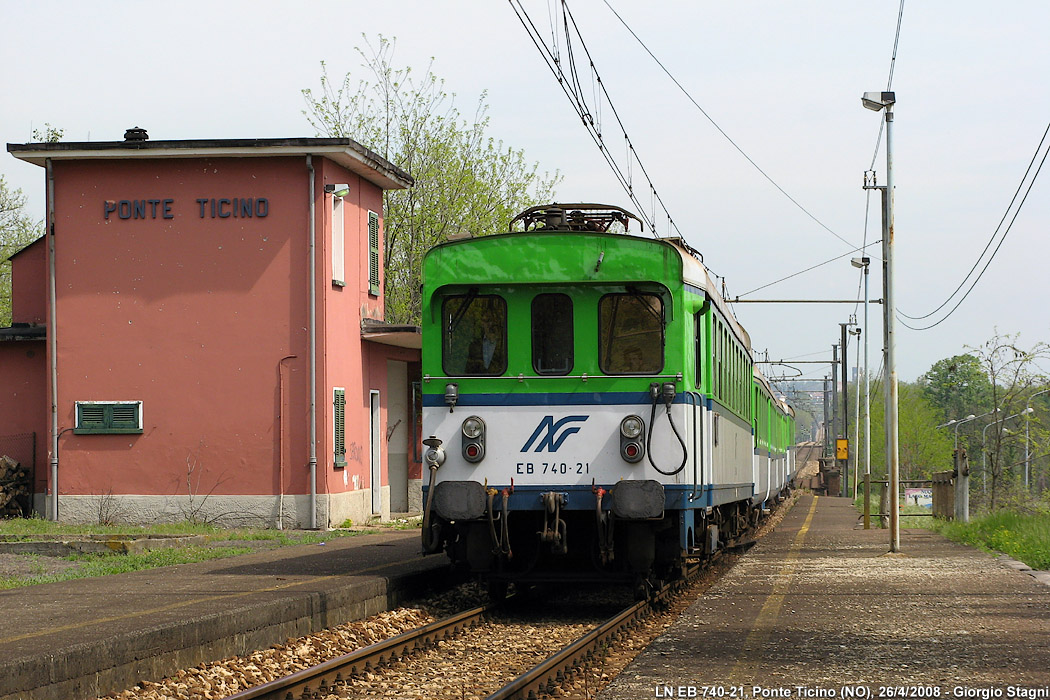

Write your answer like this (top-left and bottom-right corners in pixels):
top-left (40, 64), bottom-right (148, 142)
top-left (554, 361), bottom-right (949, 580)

top-left (324, 183), bottom-right (351, 198)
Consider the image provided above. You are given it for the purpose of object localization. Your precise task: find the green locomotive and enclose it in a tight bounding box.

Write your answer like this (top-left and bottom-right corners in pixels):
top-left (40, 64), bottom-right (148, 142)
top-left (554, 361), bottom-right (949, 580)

top-left (419, 204), bottom-right (794, 590)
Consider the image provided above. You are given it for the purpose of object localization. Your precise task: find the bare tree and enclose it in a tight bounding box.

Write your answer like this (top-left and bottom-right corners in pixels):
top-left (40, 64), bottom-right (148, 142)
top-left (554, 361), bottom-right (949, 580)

top-left (970, 332), bottom-right (1050, 508)
top-left (302, 36), bottom-right (560, 324)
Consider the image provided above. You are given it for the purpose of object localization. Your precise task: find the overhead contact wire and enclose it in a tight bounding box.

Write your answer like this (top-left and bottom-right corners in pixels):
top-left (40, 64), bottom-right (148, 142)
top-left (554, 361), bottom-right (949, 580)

top-left (600, 0), bottom-right (857, 250)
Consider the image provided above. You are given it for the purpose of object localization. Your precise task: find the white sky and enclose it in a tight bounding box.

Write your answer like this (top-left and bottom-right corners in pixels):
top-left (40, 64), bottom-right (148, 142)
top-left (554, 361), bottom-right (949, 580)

top-left (2, 1), bottom-right (1048, 383)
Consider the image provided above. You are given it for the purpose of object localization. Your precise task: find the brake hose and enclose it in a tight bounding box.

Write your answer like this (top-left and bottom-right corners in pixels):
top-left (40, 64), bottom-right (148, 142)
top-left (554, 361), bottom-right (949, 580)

top-left (647, 383), bottom-right (688, 476)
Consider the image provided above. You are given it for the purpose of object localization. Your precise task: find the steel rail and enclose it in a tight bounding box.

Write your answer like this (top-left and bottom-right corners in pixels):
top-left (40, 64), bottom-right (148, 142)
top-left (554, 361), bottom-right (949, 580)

top-left (484, 570), bottom-right (693, 700)
top-left (224, 604), bottom-right (490, 700)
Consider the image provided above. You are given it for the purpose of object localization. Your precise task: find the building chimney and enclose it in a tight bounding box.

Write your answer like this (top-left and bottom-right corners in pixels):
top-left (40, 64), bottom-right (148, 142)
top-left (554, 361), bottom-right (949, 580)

top-left (124, 127), bottom-right (148, 142)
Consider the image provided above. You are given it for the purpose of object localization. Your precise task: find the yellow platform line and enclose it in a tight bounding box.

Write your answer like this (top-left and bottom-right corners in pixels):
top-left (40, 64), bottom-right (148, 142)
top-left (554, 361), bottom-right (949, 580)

top-left (0, 555), bottom-right (420, 646)
top-left (728, 495), bottom-right (819, 683)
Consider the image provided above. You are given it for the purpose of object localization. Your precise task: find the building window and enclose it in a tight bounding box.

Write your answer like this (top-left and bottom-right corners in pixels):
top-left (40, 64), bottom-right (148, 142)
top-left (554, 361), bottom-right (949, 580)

top-left (333, 388), bottom-right (347, 468)
top-left (332, 195), bottom-right (345, 286)
top-left (74, 401), bottom-right (143, 434)
top-left (368, 210), bottom-right (380, 296)
top-left (532, 293), bottom-right (573, 375)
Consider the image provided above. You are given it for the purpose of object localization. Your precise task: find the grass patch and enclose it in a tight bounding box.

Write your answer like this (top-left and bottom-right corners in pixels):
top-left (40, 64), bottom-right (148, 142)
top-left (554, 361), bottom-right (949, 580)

top-left (0, 518), bottom-right (385, 589)
top-left (930, 510), bottom-right (1050, 570)
top-left (0, 545), bottom-right (253, 590)
top-left (0, 518), bottom-right (364, 543)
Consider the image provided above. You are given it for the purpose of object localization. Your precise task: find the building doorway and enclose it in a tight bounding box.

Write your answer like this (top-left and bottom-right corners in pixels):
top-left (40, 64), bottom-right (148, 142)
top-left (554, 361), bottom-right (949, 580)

top-left (370, 390), bottom-right (381, 515)
top-left (386, 360), bottom-right (409, 513)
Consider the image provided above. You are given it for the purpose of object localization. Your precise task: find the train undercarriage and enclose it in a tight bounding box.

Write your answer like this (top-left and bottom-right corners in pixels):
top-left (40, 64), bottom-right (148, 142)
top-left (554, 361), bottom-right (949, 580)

top-left (431, 488), bottom-right (790, 598)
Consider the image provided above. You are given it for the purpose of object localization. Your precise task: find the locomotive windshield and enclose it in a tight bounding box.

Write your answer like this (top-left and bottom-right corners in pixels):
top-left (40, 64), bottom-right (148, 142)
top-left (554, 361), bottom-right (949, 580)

top-left (442, 294), bottom-right (508, 376)
top-left (532, 293), bottom-right (574, 375)
top-left (598, 293), bottom-right (664, 374)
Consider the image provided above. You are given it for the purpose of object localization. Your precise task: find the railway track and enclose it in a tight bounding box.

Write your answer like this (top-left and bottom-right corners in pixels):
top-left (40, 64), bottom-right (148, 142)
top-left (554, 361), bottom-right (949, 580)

top-left (223, 571), bottom-right (689, 700)
top-left (223, 603), bottom-right (493, 699)
top-left (104, 493), bottom-right (799, 700)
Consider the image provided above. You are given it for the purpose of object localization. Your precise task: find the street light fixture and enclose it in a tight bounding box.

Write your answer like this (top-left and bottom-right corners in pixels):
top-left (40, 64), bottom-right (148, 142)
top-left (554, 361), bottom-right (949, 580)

top-left (861, 89), bottom-right (899, 551)
top-left (862, 91), bottom-right (896, 111)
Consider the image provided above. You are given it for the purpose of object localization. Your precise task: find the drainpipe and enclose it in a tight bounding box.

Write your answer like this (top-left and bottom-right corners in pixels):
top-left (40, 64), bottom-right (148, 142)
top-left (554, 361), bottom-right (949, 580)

top-left (46, 158), bottom-right (59, 521)
top-left (278, 354), bottom-right (298, 530)
top-left (306, 156), bottom-right (318, 529)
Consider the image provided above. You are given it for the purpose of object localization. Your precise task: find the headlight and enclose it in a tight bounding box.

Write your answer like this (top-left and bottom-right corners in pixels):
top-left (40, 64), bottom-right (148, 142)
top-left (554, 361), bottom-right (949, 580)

top-left (620, 415), bottom-right (644, 439)
top-left (461, 416), bottom-right (486, 463)
top-left (462, 416), bottom-right (485, 439)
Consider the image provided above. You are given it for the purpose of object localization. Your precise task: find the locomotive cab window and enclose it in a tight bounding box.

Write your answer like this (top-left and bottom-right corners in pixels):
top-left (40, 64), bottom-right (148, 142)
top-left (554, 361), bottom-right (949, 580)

top-left (442, 293), bottom-right (508, 376)
top-left (598, 292), bottom-right (664, 374)
top-left (532, 293), bottom-right (573, 375)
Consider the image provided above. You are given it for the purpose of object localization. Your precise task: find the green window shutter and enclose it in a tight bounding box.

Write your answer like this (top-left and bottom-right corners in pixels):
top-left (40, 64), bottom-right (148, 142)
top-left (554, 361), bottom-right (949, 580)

top-left (334, 389), bottom-right (347, 467)
top-left (110, 403), bottom-right (139, 430)
top-left (79, 404), bottom-right (106, 430)
top-left (74, 401), bottom-right (142, 434)
top-left (368, 211), bottom-right (380, 296)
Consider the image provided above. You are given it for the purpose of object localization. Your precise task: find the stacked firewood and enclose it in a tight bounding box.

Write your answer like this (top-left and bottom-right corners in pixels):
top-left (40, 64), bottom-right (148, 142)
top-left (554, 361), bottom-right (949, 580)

top-left (0, 455), bottom-right (30, 518)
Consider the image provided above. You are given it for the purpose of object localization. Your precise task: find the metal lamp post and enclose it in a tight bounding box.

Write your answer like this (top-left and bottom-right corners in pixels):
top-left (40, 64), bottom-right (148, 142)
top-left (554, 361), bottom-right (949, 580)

top-left (862, 90), bottom-right (899, 551)
top-left (984, 408), bottom-right (1034, 493)
top-left (1025, 389), bottom-right (1050, 489)
top-left (851, 257), bottom-right (871, 528)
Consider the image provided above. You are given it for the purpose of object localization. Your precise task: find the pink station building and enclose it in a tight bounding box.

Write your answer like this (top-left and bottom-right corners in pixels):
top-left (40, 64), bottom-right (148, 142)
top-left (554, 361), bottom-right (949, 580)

top-left (0, 131), bottom-right (424, 528)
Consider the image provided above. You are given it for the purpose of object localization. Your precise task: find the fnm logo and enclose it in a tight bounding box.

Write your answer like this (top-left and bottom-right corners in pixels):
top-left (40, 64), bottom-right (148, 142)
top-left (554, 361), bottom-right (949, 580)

top-left (521, 415), bottom-right (589, 452)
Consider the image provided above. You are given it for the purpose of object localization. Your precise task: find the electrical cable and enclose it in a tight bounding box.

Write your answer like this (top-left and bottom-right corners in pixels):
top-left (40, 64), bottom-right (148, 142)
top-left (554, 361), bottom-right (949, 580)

top-left (735, 241), bottom-right (881, 298)
top-left (899, 127), bottom-right (1050, 331)
top-left (899, 118), bottom-right (1050, 326)
top-left (508, 0), bottom-right (682, 239)
top-left (600, 0), bottom-right (858, 250)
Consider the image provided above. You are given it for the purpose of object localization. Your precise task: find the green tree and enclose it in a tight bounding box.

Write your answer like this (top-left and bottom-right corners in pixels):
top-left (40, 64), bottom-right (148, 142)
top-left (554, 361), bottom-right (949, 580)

top-left (859, 377), bottom-right (952, 482)
top-left (302, 36), bottom-right (560, 324)
top-left (0, 176), bottom-right (42, 327)
top-left (918, 353), bottom-right (994, 456)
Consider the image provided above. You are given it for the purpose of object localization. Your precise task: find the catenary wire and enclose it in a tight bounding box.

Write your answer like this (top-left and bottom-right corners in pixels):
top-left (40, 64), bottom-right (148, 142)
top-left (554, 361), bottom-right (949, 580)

top-left (509, 0), bottom-right (682, 239)
top-left (735, 241), bottom-right (881, 298)
top-left (600, 0), bottom-right (859, 250)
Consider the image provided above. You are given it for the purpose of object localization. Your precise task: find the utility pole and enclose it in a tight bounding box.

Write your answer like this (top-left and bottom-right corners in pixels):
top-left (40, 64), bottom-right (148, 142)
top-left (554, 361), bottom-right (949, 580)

top-left (852, 256), bottom-right (872, 528)
top-left (862, 90), bottom-right (899, 553)
top-left (823, 375), bottom-right (831, 458)
top-left (831, 345), bottom-right (839, 461)
top-left (839, 323), bottom-right (850, 497)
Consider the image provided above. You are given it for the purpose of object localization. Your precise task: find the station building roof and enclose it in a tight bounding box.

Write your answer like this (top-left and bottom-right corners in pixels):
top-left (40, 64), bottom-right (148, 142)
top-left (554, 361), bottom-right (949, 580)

top-left (7, 135), bottom-right (414, 191)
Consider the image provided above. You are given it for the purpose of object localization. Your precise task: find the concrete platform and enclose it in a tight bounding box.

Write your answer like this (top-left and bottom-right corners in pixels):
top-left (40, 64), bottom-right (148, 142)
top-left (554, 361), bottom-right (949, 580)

top-left (0, 529), bottom-right (451, 700)
top-left (602, 494), bottom-right (1050, 697)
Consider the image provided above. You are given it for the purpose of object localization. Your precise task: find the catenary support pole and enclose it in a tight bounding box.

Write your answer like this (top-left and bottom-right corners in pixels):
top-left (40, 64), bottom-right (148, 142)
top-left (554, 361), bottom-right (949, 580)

top-left (840, 322), bottom-right (849, 496)
top-left (884, 101), bottom-right (900, 552)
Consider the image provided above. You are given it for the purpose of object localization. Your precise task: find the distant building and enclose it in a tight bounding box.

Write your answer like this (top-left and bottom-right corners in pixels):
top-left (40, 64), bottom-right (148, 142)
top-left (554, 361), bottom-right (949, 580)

top-left (0, 132), bottom-right (421, 527)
